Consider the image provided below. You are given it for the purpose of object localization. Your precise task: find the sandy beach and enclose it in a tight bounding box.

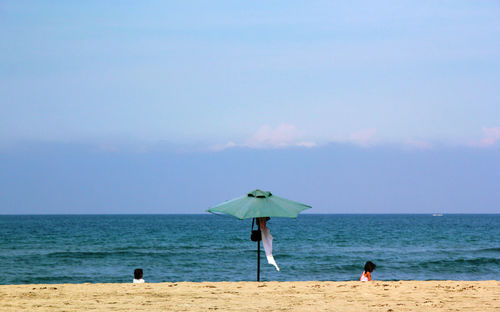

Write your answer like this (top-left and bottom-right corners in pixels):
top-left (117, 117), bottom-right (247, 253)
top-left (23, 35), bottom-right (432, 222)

top-left (0, 281), bottom-right (498, 311)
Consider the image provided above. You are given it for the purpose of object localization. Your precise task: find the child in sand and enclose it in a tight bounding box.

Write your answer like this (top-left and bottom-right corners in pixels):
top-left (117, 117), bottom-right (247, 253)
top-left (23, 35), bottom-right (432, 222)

top-left (359, 261), bottom-right (376, 281)
top-left (133, 268), bottom-right (145, 283)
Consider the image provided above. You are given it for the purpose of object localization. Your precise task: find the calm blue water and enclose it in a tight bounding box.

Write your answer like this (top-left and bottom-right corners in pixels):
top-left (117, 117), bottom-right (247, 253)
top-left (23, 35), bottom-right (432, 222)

top-left (0, 214), bottom-right (498, 284)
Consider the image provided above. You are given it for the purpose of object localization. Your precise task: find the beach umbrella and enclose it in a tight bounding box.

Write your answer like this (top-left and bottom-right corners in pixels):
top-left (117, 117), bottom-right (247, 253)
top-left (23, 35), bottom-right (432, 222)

top-left (207, 189), bottom-right (311, 281)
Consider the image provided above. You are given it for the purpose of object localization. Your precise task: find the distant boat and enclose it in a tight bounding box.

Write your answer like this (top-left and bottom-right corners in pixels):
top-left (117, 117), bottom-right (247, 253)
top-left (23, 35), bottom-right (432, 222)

top-left (432, 213), bottom-right (443, 217)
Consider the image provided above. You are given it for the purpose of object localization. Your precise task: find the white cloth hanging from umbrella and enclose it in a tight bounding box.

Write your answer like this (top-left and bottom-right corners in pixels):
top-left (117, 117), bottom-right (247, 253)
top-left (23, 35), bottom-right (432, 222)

top-left (261, 227), bottom-right (280, 271)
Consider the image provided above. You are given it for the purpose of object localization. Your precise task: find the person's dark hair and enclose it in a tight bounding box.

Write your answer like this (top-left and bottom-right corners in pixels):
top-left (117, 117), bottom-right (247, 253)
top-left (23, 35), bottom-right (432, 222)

top-left (364, 261), bottom-right (376, 273)
top-left (134, 268), bottom-right (143, 279)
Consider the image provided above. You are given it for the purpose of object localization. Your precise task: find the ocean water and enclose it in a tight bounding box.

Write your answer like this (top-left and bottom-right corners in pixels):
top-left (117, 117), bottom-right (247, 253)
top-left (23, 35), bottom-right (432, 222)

top-left (0, 214), bottom-right (498, 284)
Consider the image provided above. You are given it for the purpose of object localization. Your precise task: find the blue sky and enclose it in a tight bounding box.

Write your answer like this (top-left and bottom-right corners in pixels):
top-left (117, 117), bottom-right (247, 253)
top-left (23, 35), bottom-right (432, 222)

top-left (0, 1), bottom-right (499, 214)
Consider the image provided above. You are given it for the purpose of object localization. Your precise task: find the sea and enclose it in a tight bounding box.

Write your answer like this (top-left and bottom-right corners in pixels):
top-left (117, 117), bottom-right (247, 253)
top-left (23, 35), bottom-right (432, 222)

top-left (0, 214), bottom-right (498, 284)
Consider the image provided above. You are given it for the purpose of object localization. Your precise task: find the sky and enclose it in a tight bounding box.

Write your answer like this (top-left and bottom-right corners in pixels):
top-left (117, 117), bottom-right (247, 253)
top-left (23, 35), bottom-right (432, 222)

top-left (0, 1), bottom-right (499, 214)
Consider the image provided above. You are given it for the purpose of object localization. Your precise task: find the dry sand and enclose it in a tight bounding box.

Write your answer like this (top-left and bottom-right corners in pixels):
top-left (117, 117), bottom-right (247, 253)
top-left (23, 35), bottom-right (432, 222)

top-left (0, 281), bottom-right (498, 311)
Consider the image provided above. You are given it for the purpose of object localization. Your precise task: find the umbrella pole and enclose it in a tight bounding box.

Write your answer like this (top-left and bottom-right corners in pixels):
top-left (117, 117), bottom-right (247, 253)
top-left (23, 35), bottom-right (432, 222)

top-left (257, 220), bottom-right (261, 282)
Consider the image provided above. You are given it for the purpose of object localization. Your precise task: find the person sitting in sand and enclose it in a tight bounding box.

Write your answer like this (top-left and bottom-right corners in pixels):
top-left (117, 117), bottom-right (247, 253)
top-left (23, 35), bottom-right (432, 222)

top-left (360, 261), bottom-right (376, 281)
top-left (133, 268), bottom-right (145, 283)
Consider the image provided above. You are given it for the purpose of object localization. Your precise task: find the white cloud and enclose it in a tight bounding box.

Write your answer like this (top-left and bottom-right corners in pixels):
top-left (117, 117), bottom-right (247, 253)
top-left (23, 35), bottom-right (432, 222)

top-left (348, 129), bottom-right (377, 146)
top-left (330, 129), bottom-right (378, 147)
top-left (296, 141), bottom-right (317, 148)
top-left (211, 126), bottom-right (500, 151)
top-left (404, 139), bottom-right (432, 150)
top-left (212, 124), bottom-right (317, 150)
top-left (477, 126), bottom-right (500, 147)
top-left (210, 141), bottom-right (238, 151)
top-left (246, 124), bottom-right (301, 148)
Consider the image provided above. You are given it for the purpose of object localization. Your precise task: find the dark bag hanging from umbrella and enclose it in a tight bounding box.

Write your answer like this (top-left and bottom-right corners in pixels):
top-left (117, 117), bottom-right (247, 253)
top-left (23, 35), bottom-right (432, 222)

top-left (250, 218), bottom-right (261, 242)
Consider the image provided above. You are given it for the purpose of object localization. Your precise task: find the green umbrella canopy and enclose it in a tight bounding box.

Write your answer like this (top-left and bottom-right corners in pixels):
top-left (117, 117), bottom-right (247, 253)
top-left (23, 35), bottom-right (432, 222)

top-left (207, 189), bottom-right (311, 219)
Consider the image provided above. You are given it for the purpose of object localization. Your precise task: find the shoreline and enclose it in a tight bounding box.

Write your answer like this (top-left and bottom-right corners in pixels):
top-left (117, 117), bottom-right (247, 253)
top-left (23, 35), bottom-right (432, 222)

top-left (1, 281), bottom-right (498, 311)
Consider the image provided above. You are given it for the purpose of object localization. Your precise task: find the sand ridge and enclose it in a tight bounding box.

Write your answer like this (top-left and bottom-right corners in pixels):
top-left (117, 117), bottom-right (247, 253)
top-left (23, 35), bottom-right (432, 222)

top-left (0, 281), bottom-right (498, 311)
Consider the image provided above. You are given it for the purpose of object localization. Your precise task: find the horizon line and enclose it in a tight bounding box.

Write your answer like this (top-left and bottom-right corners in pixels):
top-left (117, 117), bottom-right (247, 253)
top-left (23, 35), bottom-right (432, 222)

top-left (1, 213), bottom-right (498, 216)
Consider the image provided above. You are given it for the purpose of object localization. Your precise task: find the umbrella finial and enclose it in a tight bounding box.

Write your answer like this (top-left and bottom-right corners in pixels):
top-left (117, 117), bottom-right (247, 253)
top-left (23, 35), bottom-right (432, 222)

top-left (247, 189), bottom-right (272, 198)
